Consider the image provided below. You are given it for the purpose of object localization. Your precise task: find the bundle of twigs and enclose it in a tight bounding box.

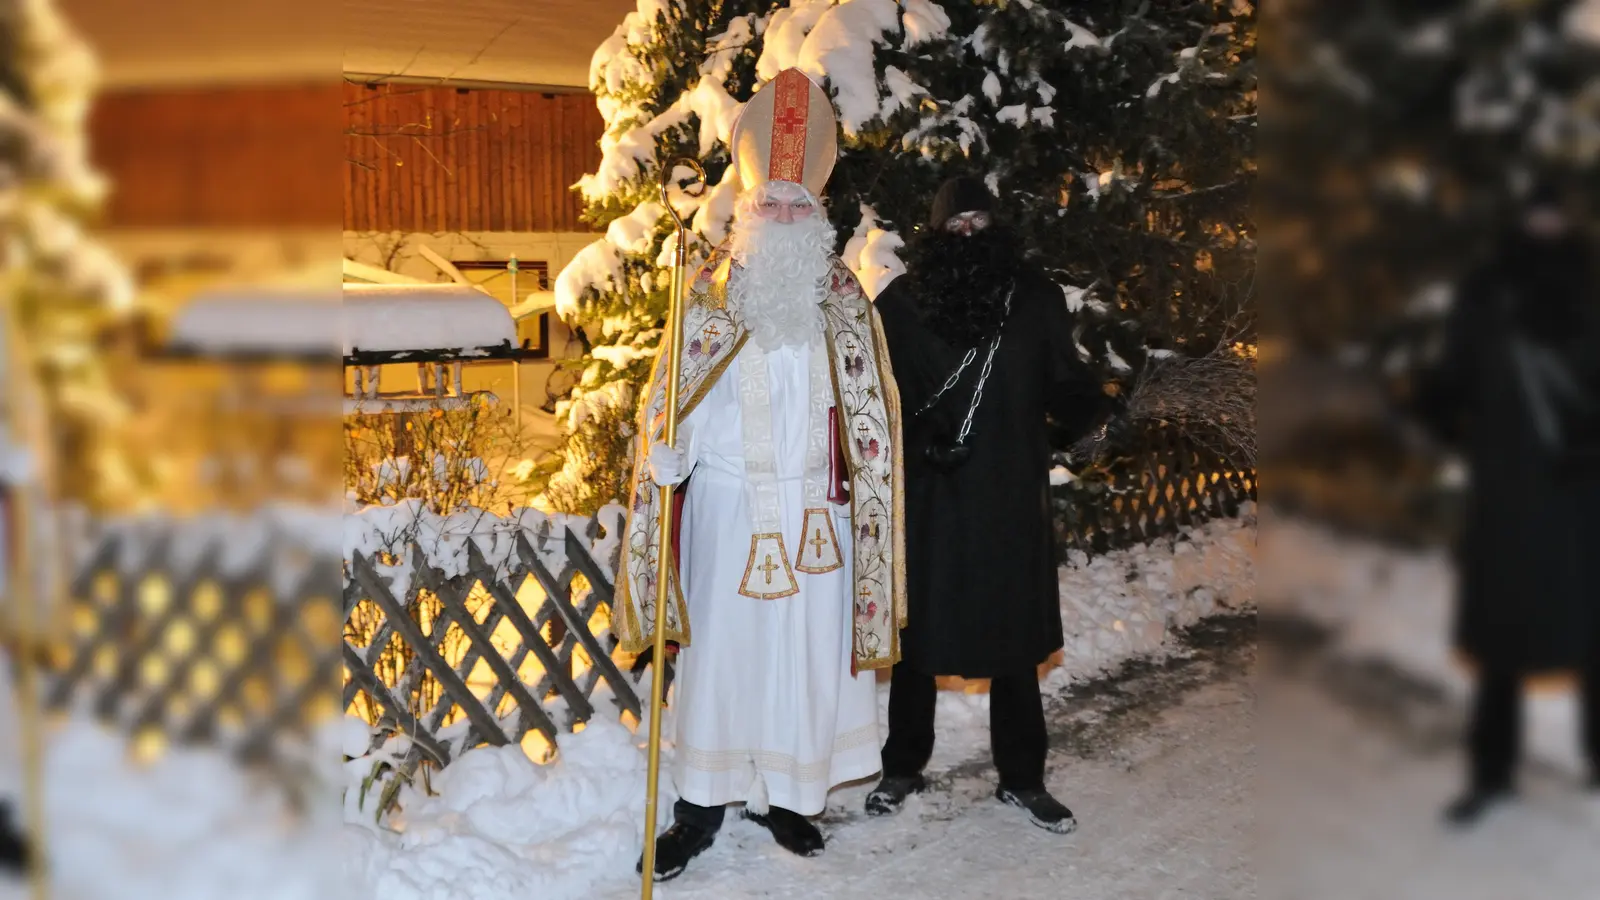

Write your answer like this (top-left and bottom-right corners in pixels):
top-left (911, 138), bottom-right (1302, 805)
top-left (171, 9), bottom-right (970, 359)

top-left (1073, 351), bottom-right (1257, 469)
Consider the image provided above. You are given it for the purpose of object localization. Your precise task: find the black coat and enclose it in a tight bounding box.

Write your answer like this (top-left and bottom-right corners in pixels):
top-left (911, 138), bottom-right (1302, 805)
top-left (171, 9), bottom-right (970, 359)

top-left (876, 263), bottom-right (1114, 678)
top-left (1414, 233), bottom-right (1600, 674)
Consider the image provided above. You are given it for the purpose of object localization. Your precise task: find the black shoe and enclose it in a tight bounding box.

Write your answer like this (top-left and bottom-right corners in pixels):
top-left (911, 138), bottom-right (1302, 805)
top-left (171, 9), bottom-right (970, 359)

top-left (635, 820), bottom-right (716, 882)
top-left (743, 806), bottom-right (825, 857)
top-left (1443, 787), bottom-right (1512, 828)
top-left (0, 800), bottom-right (30, 876)
top-left (865, 774), bottom-right (928, 817)
top-left (996, 786), bottom-right (1078, 835)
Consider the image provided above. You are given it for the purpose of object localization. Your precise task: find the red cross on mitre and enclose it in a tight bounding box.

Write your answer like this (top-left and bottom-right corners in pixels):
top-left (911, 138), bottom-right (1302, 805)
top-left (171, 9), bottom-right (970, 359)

top-left (768, 69), bottom-right (812, 185)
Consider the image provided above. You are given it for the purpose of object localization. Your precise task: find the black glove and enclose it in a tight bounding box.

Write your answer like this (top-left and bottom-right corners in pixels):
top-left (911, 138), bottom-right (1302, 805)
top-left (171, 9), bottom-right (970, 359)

top-left (1101, 413), bottom-right (1136, 453)
top-left (629, 642), bottom-right (678, 704)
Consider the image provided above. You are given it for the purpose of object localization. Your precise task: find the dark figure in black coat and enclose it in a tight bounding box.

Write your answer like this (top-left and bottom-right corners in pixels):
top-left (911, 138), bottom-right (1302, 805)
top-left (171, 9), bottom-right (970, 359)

top-left (1413, 187), bottom-right (1600, 826)
top-left (865, 177), bottom-right (1118, 833)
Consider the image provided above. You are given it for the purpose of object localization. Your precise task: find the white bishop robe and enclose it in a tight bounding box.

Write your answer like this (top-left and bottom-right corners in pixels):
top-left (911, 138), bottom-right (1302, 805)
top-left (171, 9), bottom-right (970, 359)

top-left (669, 340), bottom-right (880, 816)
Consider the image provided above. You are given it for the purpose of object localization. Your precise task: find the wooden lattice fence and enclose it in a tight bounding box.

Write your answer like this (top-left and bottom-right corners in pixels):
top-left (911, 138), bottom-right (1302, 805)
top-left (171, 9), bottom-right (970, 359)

top-left (1055, 427), bottom-right (1257, 556)
top-left (39, 521), bottom-right (344, 763)
top-left (342, 508), bottom-right (641, 772)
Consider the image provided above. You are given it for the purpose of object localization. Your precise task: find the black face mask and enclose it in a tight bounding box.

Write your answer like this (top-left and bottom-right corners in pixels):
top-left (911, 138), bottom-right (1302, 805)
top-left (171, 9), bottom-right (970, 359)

top-left (904, 225), bottom-right (1023, 348)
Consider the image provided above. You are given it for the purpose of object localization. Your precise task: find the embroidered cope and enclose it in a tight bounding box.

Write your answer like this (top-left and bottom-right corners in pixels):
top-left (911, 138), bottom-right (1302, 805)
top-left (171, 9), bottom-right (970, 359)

top-left (614, 243), bottom-right (907, 672)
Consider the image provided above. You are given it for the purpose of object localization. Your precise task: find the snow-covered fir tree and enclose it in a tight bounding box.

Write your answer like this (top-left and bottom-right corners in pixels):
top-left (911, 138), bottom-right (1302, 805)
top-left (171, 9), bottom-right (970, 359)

top-left (0, 0), bottom-right (136, 510)
top-left (1266, 0), bottom-right (1600, 368)
top-left (543, 0), bottom-right (1255, 512)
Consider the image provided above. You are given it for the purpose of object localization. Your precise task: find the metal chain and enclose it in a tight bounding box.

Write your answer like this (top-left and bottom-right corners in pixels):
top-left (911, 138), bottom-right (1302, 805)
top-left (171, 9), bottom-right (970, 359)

top-left (957, 328), bottom-right (1004, 444)
top-left (916, 346), bottom-right (978, 417)
top-left (915, 284), bottom-right (1015, 444)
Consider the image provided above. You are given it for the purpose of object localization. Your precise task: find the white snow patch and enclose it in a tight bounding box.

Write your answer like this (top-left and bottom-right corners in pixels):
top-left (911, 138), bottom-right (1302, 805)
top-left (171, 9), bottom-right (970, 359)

top-left (345, 715), bottom-right (654, 900)
top-left (996, 104), bottom-right (1027, 126)
top-left (1147, 71), bottom-right (1182, 99)
top-left (682, 74), bottom-right (743, 157)
top-left (167, 289), bottom-right (341, 357)
top-left (794, 0), bottom-right (903, 137)
top-left (340, 284), bottom-right (519, 354)
top-left (0, 677), bottom-right (343, 900)
top-left (756, 1), bottom-right (831, 81)
top-left (881, 65), bottom-right (928, 118)
top-left (1405, 281), bottom-right (1454, 317)
top-left (1063, 20), bottom-right (1104, 51)
top-left (691, 170), bottom-right (741, 245)
top-left (1568, 0), bottom-right (1600, 45)
top-left (343, 499), bottom-right (625, 598)
top-left (840, 203), bottom-right (906, 299)
top-left (1044, 508), bottom-right (1256, 693)
top-left (578, 100), bottom-right (692, 203)
top-left (982, 71), bottom-right (1003, 104)
top-left (554, 240), bottom-right (625, 320)
top-left (605, 201), bottom-right (666, 255)
top-left (901, 0), bottom-right (952, 48)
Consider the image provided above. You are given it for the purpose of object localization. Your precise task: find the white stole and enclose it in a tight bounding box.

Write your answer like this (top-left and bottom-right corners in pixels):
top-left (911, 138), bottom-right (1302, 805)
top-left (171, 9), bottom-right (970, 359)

top-left (733, 317), bottom-right (842, 599)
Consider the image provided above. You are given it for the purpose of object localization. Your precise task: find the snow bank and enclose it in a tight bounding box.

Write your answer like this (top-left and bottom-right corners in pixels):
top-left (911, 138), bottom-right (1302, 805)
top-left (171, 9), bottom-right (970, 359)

top-left (343, 715), bottom-right (653, 900)
top-left (0, 667), bottom-right (342, 900)
top-left (1260, 517), bottom-right (1587, 779)
top-left (1052, 508), bottom-right (1256, 676)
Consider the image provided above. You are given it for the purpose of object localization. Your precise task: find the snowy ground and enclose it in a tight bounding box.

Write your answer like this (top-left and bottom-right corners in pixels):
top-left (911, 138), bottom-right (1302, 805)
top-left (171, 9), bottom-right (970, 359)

top-left (344, 512), bottom-right (1257, 900)
top-left (624, 615), bottom-right (1255, 900)
top-left (1259, 515), bottom-right (1600, 898)
top-left (1260, 515), bottom-right (1587, 778)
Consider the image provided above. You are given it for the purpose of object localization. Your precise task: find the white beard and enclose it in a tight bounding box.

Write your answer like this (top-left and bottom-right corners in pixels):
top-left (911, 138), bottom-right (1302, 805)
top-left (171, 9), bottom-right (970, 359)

top-left (727, 212), bottom-right (835, 352)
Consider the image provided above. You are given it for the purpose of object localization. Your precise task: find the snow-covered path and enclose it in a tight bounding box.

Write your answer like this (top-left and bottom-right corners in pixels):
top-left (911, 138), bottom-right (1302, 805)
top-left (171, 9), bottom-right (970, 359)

top-left (1260, 517), bottom-right (1600, 898)
top-left (1262, 625), bottom-right (1600, 898)
top-left (614, 616), bottom-right (1257, 900)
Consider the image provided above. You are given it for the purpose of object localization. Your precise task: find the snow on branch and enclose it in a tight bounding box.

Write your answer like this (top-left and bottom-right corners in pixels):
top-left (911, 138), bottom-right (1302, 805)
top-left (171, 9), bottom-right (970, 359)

top-left (343, 499), bottom-right (627, 599)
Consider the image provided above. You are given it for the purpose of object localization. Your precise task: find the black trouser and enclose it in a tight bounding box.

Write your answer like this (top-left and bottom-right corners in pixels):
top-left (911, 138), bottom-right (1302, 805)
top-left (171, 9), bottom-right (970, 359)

top-left (1467, 652), bottom-right (1600, 791)
top-left (671, 797), bottom-right (727, 834)
top-left (880, 662), bottom-right (1048, 790)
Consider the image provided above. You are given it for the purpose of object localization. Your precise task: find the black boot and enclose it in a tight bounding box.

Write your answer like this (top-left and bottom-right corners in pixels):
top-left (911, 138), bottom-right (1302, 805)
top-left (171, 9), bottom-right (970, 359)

top-left (996, 786), bottom-right (1078, 835)
top-left (743, 806), bottom-right (825, 857)
top-left (635, 820), bottom-right (716, 882)
top-left (0, 800), bottom-right (30, 876)
top-left (865, 774), bottom-right (928, 817)
top-left (1442, 786), bottom-right (1513, 828)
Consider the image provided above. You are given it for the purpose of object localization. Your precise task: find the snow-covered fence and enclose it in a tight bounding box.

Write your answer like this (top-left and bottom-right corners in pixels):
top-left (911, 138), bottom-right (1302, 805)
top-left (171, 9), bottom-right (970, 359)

top-left (41, 513), bottom-right (344, 763)
top-left (1056, 428), bottom-right (1256, 555)
top-left (342, 504), bottom-right (640, 772)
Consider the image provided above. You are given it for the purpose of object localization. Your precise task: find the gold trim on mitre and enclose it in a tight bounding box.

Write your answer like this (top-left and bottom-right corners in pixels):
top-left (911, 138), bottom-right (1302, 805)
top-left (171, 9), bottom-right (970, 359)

top-left (731, 68), bottom-right (838, 197)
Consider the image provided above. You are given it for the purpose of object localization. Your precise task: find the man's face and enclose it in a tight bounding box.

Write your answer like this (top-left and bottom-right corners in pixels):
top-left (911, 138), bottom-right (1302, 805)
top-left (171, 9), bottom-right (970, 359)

top-left (754, 191), bottom-right (818, 225)
top-left (943, 210), bottom-right (992, 236)
top-left (1523, 205), bottom-right (1568, 238)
